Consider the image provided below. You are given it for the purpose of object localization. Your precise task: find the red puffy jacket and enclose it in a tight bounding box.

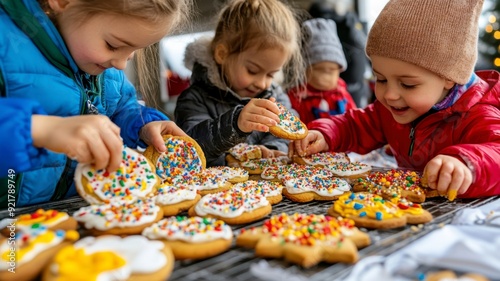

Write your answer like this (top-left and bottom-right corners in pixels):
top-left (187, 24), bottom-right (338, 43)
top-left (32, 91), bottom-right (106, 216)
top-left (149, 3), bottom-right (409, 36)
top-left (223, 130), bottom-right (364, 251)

top-left (309, 70), bottom-right (500, 198)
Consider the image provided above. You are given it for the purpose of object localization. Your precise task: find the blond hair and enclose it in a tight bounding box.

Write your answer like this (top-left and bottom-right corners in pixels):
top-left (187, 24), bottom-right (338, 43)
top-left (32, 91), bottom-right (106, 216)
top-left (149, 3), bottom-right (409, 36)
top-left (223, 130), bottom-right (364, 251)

top-left (212, 0), bottom-right (305, 89)
top-left (38, 0), bottom-right (192, 110)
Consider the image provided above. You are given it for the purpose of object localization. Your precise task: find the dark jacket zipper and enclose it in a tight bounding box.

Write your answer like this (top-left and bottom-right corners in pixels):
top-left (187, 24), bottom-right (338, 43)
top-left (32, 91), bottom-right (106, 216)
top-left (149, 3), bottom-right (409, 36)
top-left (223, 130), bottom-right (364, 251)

top-left (408, 126), bottom-right (415, 156)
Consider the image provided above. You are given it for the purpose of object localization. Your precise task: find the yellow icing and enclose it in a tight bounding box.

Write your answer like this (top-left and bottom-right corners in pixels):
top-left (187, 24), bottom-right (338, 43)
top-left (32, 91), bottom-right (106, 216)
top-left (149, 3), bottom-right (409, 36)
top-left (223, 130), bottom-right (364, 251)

top-left (334, 193), bottom-right (404, 220)
top-left (17, 209), bottom-right (66, 226)
top-left (53, 246), bottom-right (126, 281)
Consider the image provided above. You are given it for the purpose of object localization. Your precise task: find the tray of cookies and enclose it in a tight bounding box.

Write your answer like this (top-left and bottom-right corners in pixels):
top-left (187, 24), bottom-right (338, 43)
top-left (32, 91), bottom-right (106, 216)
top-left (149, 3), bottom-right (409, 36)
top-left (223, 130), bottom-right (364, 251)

top-left (1, 143), bottom-right (499, 281)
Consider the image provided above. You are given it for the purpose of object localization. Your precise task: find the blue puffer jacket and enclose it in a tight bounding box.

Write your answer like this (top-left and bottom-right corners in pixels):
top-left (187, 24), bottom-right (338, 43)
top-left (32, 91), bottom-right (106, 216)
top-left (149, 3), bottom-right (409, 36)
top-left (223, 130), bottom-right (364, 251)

top-left (0, 0), bottom-right (168, 207)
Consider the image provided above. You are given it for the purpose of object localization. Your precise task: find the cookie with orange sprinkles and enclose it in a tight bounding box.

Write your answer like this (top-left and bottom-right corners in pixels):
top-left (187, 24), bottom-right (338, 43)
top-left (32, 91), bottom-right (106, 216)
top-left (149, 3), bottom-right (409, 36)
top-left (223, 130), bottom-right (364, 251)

top-left (153, 182), bottom-right (201, 217)
top-left (0, 209), bottom-right (77, 237)
top-left (236, 213), bottom-right (370, 268)
top-left (233, 180), bottom-right (284, 205)
top-left (143, 134), bottom-right (206, 183)
top-left (352, 169), bottom-right (427, 203)
top-left (187, 188), bottom-right (272, 225)
top-left (75, 147), bottom-right (159, 204)
top-left (269, 102), bottom-right (308, 140)
top-left (73, 197), bottom-right (163, 236)
top-left (142, 216), bottom-right (233, 260)
top-left (293, 151), bottom-right (350, 167)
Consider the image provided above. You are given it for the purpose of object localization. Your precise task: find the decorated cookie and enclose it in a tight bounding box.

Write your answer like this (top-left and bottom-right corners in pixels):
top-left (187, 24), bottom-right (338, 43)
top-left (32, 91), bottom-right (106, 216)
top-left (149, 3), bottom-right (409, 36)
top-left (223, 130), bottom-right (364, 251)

top-left (0, 209), bottom-right (77, 237)
top-left (0, 227), bottom-right (79, 281)
top-left (237, 156), bottom-right (291, 175)
top-left (269, 102), bottom-right (308, 140)
top-left (74, 147), bottom-right (159, 204)
top-left (205, 166), bottom-right (249, 183)
top-left (293, 151), bottom-right (350, 166)
top-left (154, 182), bottom-right (201, 217)
top-left (236, 213), bottom-right (370, 268)
top-left (42, 235), bottom-right (174, 281)
top-left (328, 192), bottom-right (406, 229)
top-left (188, 188), bottom-right (272, 225)
top-left (352, 169), bottom-right (427, 203)
top-left (143, 135), bottom-right (206, 183)
top-left (326, 162), bottom-right (372, 182)
top-left (233, 180), bottom-right (284, 205)
top-left (73, 198), bottom-right (163, 236)
top-left (228, 143), bottom-right (262, 162)
top-left (181, 168), bottom-right (233, 196)
top-left (282, 175), bottom-right (351, 202)
top-left (142, 216), bottom-right (233, 260)
top-left (425, 270), bottom-right (490, 281)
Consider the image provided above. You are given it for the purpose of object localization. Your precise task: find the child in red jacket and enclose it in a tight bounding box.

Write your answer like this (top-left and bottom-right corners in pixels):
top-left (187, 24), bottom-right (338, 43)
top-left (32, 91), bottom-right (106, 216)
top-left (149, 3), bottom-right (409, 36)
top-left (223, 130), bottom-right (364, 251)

top-left (290, 0), bottom-right (500, 199)
top-left (287, 18), bottom-right (357, 126)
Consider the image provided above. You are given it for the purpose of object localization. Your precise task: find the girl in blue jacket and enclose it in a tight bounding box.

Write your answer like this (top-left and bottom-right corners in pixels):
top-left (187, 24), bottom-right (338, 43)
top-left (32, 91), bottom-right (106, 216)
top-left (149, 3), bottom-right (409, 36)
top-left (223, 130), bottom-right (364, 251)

top-left (0, 0), bottom-right (191, 207)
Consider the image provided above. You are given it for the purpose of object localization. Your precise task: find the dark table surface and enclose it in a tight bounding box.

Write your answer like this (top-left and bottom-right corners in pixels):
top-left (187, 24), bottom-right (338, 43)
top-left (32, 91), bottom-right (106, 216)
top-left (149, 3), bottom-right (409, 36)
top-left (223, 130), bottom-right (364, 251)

top-left (2, 193), bottom-right (498, 281)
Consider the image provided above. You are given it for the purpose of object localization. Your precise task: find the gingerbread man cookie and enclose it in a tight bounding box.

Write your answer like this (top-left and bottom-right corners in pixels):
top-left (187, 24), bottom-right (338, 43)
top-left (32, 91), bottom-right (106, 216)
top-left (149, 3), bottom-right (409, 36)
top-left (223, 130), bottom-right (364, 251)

top-left (237, 213), bottom-right (370, 268)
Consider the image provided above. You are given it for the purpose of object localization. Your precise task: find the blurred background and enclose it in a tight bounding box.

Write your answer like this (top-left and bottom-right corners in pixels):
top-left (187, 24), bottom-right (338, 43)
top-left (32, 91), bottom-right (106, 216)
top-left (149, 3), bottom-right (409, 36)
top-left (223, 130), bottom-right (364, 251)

top-left (126, 0), bottom-right (500, 117)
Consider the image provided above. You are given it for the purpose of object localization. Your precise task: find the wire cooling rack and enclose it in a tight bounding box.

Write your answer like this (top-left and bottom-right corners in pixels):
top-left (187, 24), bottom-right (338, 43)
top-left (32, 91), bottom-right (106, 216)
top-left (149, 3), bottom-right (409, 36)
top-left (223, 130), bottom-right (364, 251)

top-left (3, 194), bottom-right (497, 281)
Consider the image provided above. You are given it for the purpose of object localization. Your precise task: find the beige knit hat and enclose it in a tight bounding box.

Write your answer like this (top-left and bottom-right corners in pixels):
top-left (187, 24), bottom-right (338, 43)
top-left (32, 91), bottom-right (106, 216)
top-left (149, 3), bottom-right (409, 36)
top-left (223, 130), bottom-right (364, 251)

top-left (366, 0), bottom-right (484, 85)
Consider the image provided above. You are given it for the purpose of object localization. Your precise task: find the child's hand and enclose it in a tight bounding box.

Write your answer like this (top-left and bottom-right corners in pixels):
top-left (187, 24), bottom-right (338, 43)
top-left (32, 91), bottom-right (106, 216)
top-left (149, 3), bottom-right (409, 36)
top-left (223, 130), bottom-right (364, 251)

top-left (32, 115), bottom-right (123, 172)
top-left (422, 155), bottom-right (473, 200)
top-left (238, 98), bottom-right (280, 133)
top-left (288, 130), bottom-right (329, 158)
top-left (139, 120), bottom-right (188, 153)
top-left (258, 145), bottom-right (286, 158)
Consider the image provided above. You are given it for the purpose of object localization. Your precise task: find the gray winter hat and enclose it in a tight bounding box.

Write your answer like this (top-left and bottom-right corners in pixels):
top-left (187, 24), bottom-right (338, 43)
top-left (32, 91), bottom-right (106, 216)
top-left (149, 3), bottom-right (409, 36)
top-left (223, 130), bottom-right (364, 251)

top-left (302, 18), bottom-right (347, 71)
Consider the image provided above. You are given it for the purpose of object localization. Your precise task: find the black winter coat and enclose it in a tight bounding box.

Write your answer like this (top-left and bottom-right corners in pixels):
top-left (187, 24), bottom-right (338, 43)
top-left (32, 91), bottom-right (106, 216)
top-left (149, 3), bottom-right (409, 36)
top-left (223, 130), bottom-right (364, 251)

top-left (175, 61), bottom-right (292, 167)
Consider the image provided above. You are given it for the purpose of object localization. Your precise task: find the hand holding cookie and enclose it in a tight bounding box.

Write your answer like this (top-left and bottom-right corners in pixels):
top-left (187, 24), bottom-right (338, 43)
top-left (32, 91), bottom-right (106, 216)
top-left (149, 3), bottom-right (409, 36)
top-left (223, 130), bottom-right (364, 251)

top-left (423, 155), bottom-right (473, 201)
top-left (238, 98), bottom-right (281, 133)
top-left (288, 130), bottom-right (329, 158)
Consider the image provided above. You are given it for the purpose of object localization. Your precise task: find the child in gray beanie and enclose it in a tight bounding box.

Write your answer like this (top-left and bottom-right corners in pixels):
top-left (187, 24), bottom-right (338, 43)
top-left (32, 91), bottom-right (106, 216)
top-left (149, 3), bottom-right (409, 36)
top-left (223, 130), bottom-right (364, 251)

top-left (287, 18), bottom-right (357, 126)
top-left (290, 0), bottom-right (500, 200)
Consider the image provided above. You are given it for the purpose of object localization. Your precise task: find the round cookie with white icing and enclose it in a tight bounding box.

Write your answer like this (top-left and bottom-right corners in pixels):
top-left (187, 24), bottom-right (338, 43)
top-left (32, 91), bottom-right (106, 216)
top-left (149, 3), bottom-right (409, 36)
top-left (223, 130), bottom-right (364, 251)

top-left (282, 175), bottom-right (351, 202)
top-left (206, 166), bottom-right (249, 183)
top-left (233, 180), bottom-right (284, 205)
top-left (238, 156), bottom-right (291, 175)
top-left (0, 227), bottom-right (79, 281)
top-left (73, 197), bottom-right (163, 236)
top-left (74, 147), bottom-right (159, 205)
top-left (182, 168), bottom-right (233, 196)
top-left (228, 143), bottom-right (262, 162)
top-left (142, 216), bottom-right (233, 260)
top-left (325, 162), bottom-right (372, 182)
top-left (188, 188), bottom-right (272, 225)
top-left (269, 102), bottom-right (308, 140)
top-left (42, 235), bottom-right (174, 281)
top-left (0, 209), bottom-right (77, 237)
top-left (143, 134), bottom-right (206, 183)
top-left (154, 182), bottom-right (201, 217)
top-left (293, 152), bottom-right (350, 166)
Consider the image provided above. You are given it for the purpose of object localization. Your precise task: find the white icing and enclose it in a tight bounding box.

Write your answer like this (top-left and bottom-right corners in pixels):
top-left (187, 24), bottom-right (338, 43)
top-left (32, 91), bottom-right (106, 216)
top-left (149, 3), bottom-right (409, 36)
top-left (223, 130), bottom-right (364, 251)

top-left (155, 183), bottom-right (197, 205)
top-left (142, 217), bottom-right (233, 242)
top-left (72, 198), bottom-right (160, 231)
top-left (276, 103), bottom-right (306, 135)
top-left (74, 147), bottom-right (157, 204)
top-left (72, 235), bottom-right (166, 275)
top-left (228, 143), bottom-right (261, 161)
top-left (206, 166), bottom-right (248, 181)
top-left (233, 180), bottom-right (283, 197)
top-left (301, 152), bottom-right (350, 165)
top-left (283, 176), bottom-right (350, 196)
top-left (193, 189), bottom-right (270, 218)
top-left (325, 162), bottom-right (372, 176)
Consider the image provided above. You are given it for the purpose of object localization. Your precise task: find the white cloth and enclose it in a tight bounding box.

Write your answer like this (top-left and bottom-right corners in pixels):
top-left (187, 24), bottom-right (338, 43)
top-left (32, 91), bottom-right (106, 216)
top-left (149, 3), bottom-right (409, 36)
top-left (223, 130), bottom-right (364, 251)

top-left (343, 199), bottom-right (500, 281)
